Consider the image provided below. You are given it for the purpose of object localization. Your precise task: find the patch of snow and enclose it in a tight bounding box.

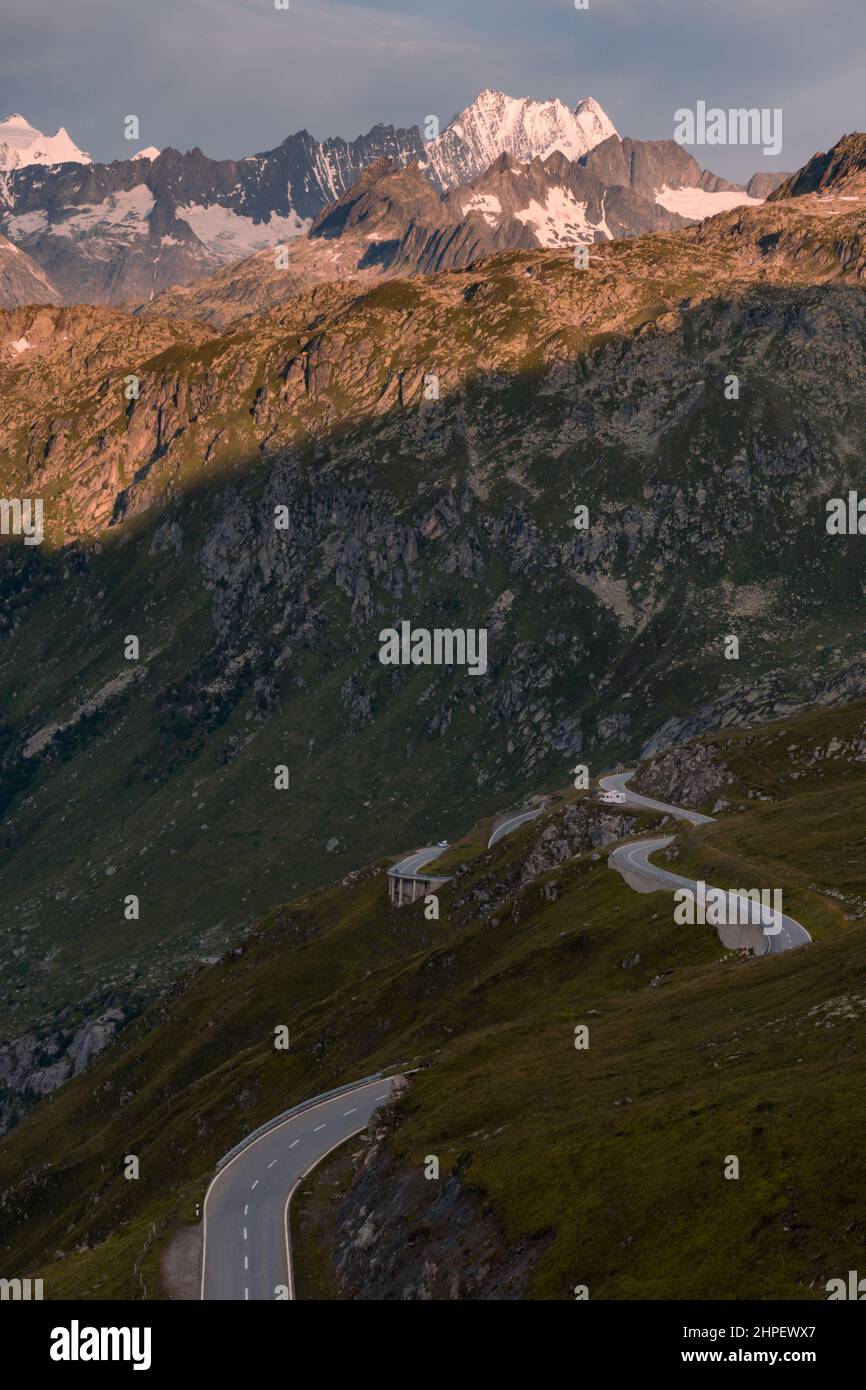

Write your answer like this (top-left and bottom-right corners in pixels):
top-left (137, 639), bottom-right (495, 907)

top-left (515, 186), bottom-right (595, 247)
top-left (10, 335), bottom-right (31, 354)
top-left (654, 185), bottom-right (763, 220)
top-left (595, 189), bottom-right (613, 241)
top-left (176, 202), bottom-right (310, 259)
top-left (9, 188), bottom-right (155, 246)
top-left (5, 209), bottom-right (50, 238)
top-left (461, 193), bottom-right (502, 227)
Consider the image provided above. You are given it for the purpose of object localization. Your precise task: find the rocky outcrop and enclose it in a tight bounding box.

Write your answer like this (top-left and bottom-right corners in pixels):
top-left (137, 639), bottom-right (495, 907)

top-left (769, 132), bottom-right (866, 201)
top-left (746, 171), bottom-right (792, 199)
top-left (631, 741), bottom-right (734, 810)
top-left (518, 802), bottom-right (637, 884)
top-left (0, 998), bottom-right (137, 1137)
top-left (332, 1093), bottom-right (551, 1299)
top-left (0, 233), bottom-right (60, 310)
top-left (582, 134), bottom-right (741, 201)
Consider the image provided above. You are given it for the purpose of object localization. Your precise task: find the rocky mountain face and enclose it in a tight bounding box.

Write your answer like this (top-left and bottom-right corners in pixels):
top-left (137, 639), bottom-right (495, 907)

top-left (0, 146), bottom-right (313, 306)
top-left (581, 134), bottom-right (737, 200)
top-left (139, 138), bottom-right (757, 331)
top-left (0, 992), bottom-right (139, 1138)
top-left (770, 132), bottom-right (866, 201)
top-left (332, 1127), bottom-right (546, 1300)
top-left (0, 232), bottom-right (60, 309)
top-left (0, 92), bottom-right (758, 308)
top-left (0, 90), bottom-right (611, 306)
top-left (630, 741), bottom-right (735, 810)
top-left (746, 170), bottom-right (792, 199)
top-left (1, 182), bottom-right (865, 1042)
top-left (420, 89), bottom-right (617, 187)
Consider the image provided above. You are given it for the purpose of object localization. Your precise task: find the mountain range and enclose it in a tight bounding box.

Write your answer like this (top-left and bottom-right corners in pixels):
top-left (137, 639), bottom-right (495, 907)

top-left (0, 91), bottom-right (782, 307)
top-left (0, 129), bottom-right (864, 1070)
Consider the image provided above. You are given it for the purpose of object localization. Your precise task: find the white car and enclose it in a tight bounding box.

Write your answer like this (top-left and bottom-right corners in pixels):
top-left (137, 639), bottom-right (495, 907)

top-left (437, 839), bottom-right (449, 849)
top-left (599, 790), bottom-right (626, 804)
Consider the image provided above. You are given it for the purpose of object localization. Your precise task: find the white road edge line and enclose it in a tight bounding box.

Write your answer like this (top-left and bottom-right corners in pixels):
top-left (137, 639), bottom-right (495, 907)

top-left (283, 1124), bottom-right (374, 1301)
top-left (487, 810), bottom-right (537, 849)
top-left (200, 1076), bottom-right (399, 1299)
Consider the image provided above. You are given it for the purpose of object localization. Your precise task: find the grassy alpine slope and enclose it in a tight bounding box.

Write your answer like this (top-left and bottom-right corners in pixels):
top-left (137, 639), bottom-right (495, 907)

top-left (0, 699), bottom-right (864, 1299)
top-left (2, 200), bottom-right (866, 1040)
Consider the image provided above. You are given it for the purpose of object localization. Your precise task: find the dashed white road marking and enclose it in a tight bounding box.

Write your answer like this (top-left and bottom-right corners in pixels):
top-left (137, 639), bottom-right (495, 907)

top-left (267, 1159), bottom-right (277, 1168)
top-left (244, 1288), bottom-right (249, 1301)
top-left (375, 1094), bottom-right (388, 1101)
top-left (289, 1139), bottom-right (300, 1148)
top-left (244, 1255), bottom-right (248, 1270)
top-left (243, 1204), bottom-right (248, 1216)
top-left (243, 1227), bottom-right (248, 1241)
top-left (251, 1180), bottom-right (259, 1190)
top-left (313, 1123), bottom-right (326, 1132)
top-left (343, 1108), bottom-right (357, 1116)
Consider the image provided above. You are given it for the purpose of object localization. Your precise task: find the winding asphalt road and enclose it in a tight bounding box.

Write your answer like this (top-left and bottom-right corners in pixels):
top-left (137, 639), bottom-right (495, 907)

top-left (598, 772), bottom-right (714, 826)
top-left (601, 772), bottom-right (811, 956)
top-left (207, 810), bottom-right (545, 1299)
top-left (488, 808), bottom-right (541, 847)
top-left (202, 773), bottom-right (811, 1301)
top-left (390, 846), bottom-right (446, 879)
top-left (389, 805), bottom-right (541, 883)
top-left (201, 1076), bottom-right (396, 1300)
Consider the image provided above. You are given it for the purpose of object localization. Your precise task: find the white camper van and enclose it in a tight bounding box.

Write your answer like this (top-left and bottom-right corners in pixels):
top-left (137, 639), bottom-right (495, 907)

top-left (599, 789), bottom-right (627, 805)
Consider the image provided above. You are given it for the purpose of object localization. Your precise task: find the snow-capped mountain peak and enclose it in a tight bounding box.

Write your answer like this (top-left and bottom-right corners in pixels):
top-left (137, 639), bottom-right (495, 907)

top-left (0, 114), bottom-right (92, 171)
top-left (422, 88), bottom-right (618, 189)
top-left (574, 96), bottom-right (618, 150)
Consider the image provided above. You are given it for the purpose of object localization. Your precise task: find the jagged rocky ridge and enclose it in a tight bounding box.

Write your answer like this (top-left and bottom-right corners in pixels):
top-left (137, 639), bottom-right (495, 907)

top-left (0, 90), bottom-right (770, 308)
top-left (770, 132), bottom-right (866, 201)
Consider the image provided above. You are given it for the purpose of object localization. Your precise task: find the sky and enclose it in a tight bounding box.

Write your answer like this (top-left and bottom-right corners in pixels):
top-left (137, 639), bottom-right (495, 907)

top-left (1, 0), bottom-right (864, 181)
